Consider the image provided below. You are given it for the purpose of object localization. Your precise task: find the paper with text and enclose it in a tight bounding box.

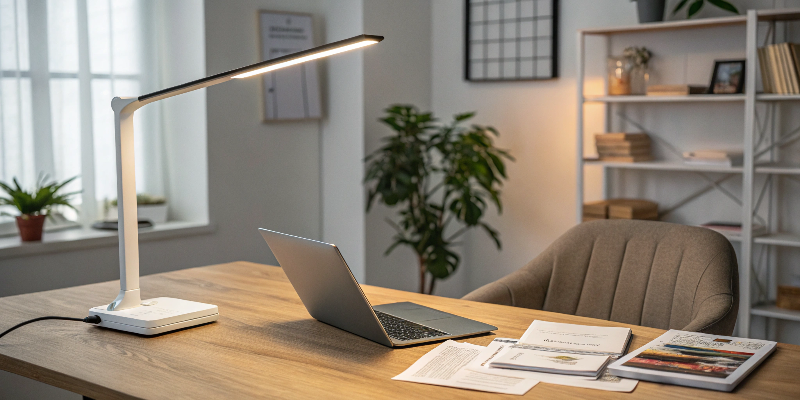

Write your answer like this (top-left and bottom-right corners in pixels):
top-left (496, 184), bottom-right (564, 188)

top-left (519, 320), bottom-right (631, 356)
top-left (392, 340), bottom-right (538, 395)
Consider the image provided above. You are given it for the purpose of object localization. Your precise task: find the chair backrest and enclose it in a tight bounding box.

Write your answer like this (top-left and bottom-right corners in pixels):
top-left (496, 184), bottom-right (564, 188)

top-left (463, 220), bottom-right (739, 335)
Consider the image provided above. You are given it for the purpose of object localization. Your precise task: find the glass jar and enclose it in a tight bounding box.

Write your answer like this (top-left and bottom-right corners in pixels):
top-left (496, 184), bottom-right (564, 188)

top-left (629, 65), bottom-right (650, 95)
top-left (607, 56), bottom-right (633, 95)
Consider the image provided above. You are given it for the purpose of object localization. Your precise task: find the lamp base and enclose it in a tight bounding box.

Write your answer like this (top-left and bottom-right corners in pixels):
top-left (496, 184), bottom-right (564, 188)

top-left (89, 297), bottom-right (218, 335)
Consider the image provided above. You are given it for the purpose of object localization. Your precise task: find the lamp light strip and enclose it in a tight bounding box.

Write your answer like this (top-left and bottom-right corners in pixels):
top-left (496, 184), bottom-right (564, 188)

top-left (231, 40), bottom-right (379, 79)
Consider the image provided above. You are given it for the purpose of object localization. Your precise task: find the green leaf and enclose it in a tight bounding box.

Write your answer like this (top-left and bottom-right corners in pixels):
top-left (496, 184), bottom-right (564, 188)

top-left (707, 0), bottom-right (738, 14)
top-left (454, 112), bottom-right (475, 122)
top-left (687, 0), bottom-right (704, 17)
top-left (672, 0), bottom-right (690, 13)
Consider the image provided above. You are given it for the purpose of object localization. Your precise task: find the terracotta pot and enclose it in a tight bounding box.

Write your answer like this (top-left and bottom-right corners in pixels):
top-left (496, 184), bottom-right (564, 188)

top-left (16, 214), bottom-right (46, 242)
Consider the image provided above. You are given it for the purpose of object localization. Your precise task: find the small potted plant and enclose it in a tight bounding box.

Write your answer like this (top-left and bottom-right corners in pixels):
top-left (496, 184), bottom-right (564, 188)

top-left (106, 193), bottom-right (168, 223)
top-left (0, 175), bottom-right (79, 242)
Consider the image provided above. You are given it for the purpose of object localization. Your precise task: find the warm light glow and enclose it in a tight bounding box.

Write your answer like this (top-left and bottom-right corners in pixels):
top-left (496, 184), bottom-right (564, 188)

top-left (232, 40), bottom-right (379, 79)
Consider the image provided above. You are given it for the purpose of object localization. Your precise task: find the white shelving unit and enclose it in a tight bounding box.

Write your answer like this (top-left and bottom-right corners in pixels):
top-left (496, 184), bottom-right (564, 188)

top-left (577, 9), bottom-right (800, 338)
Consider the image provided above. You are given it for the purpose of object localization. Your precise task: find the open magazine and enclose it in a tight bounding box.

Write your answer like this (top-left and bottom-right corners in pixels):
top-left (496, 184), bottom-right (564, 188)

top-left (608, 330), bottom-right (776, 392)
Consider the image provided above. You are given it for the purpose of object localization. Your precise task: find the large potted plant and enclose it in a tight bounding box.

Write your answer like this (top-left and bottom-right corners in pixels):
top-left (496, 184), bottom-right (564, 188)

top-left (365, 105), bottom-right (513, 295)
top-left (0, 175), bottom-right (79, 241)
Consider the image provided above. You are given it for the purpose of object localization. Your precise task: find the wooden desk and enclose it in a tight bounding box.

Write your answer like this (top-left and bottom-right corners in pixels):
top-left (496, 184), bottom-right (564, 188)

top-left (0, 262), bottom-right (797, 399)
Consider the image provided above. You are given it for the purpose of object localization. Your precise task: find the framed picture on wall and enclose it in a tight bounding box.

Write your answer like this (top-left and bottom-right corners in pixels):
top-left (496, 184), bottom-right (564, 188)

top-left (258, 11), bottom-right (322, 120)
top-left (465, 0), bottom-right (559, 81)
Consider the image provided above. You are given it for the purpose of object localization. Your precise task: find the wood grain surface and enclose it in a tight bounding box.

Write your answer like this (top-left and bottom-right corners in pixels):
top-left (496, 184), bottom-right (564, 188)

top-left (0, 262), bottom-right (797, 399)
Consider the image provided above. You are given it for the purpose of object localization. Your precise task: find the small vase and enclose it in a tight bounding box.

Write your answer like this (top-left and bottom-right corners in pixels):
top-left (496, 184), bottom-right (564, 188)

top-left (16, 214), bottom-right (46, 242)
top-left (608, 56), bottom-right (633, 95)
top-left (629, 65), bottom-right (649, 95)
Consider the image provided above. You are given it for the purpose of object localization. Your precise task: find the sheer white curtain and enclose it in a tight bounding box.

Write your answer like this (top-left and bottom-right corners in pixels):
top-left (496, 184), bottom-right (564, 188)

top-left (0, 0), bottom-right (162, 224)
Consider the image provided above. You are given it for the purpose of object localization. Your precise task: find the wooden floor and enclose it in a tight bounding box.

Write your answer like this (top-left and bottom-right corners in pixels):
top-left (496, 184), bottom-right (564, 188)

top-left (0, 262), bottom-right (798, 399)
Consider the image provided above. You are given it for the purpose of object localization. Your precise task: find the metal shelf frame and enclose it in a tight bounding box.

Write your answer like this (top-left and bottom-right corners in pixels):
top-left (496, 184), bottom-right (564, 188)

top-left (576, 9), bottom-right (800, 339)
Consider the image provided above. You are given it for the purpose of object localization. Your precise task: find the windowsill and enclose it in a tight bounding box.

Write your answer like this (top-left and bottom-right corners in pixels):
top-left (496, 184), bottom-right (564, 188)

top-left (0, 221), bottom-right (215, 259)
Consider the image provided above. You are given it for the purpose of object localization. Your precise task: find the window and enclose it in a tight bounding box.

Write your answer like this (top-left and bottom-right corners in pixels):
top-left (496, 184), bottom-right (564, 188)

top-left (0, 0), bottom-right (163, 225)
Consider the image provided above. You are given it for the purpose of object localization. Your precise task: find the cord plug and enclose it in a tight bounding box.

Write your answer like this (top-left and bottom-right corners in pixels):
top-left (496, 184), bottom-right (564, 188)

top-left (83, 315), bottom-right (102, 324)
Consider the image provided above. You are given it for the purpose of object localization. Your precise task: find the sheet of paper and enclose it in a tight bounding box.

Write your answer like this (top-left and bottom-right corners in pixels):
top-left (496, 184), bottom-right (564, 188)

top-left (519, 320), bottom-right (631, 355)
top-left (392, 340), bottom-right (538, 395)
top-left (467, 338), bottom-right (639, 393)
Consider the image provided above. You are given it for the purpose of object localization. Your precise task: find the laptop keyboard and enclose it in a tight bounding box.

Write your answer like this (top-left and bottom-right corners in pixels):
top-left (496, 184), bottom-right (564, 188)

top-left (374, 310), bottom-right (449, 342)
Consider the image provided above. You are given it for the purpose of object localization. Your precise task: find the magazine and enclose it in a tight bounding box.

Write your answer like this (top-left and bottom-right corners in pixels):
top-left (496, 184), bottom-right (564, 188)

top-left (608, 330), bottom-right (777, 392)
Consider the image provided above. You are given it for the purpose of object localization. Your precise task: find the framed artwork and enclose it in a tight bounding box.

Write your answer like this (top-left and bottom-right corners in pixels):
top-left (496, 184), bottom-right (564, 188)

top-left (465, 0), bottom-right (559, 81)
top-left (259, 11), bottom-right (322, 120)
top-left (709, 60), bottom-right (745, 94)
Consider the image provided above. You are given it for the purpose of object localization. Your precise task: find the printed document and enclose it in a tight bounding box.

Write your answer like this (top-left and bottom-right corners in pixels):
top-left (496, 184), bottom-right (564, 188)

top-left (519, 320), bottom-right (632, 356)
top-left (490, 347), bottom-right (611, 377)
top-left (392, 340), bottom-right (538, 395)
top-left (468, 338), bottom-right (639, 392)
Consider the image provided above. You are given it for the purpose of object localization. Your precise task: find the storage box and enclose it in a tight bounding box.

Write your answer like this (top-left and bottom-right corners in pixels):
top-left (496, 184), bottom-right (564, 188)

top-left (776, 286), bottom-right (800, 311)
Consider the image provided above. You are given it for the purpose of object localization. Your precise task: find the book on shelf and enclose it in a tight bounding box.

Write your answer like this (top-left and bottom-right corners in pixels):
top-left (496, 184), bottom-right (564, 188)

top-left (646, 84), bottom-right (708, 96)
top-left (607, 330), bottom-right (777, 392)
top-left (583, 199), bottom-right (659, 221)
top-left (700, 222), bottom-right (767, 237)
top-left (595, 133), bottom-right (652, 162)
top-left (758, 43), bottom-right (800, 94)
top-left (683, 150), bottom-right (743, 167)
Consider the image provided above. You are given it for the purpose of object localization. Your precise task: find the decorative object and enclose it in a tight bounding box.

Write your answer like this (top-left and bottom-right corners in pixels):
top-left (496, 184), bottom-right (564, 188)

top-left (92, 34), bottom-right (383, 337)
top-left (673, 0), bottom-right (739, 19)
top-left (607, 56), bottom-right (633, 95)
top-left (0, 175), bottom-right (79, 242)
top-left (365, 105), bottom-right (513, 295)
top-left (465, 0), bottom-right (559, 81)
top-left (623, 46), bottom-right (651, 94)
top-left (632, 0), bottom-right (666, 23)
top-left (259, 11), bottom-right (321, 120)
top-left (106, 194), bottom-right (168, 224)
top-left (709, 59), bottom-right (745, 94)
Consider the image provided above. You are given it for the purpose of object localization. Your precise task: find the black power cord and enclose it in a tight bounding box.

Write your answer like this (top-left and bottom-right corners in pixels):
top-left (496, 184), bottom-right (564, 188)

top-left (0, 315), bottom-right (101, 339)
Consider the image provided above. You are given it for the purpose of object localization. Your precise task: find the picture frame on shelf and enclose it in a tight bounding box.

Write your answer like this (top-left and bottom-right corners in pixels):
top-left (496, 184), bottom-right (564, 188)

top-left (709, 60), bottom-right (745, 94)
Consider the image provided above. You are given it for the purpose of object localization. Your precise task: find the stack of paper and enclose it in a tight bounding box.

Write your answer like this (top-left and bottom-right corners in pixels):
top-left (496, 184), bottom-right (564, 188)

top-left (682, 150), bottom-right (743, 167)
top-left (393, 320), bottom-right (639, 395)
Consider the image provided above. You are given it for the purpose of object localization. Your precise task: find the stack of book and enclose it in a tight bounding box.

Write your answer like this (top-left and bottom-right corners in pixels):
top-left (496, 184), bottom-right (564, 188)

top-left (682, 150), bottom-right (743, 167)
top-left (646, 84), bottom-right (707, 96)
top-left (758, 43), bottom-right (800, 94)
top-left (595, 133), bottom-right (652, 162)
top-left (700, 222), bottom-right (767, 238)
top-left (583, 198), bottom-right (659, 222)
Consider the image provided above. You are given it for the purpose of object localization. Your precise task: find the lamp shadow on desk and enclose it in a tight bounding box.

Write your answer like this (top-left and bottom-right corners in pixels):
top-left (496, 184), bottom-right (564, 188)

top-left (257, 319), bottom-right (393, 363)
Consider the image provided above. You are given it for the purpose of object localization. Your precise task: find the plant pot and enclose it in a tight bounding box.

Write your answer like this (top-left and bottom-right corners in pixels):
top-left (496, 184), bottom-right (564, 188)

top-left (636, 0), bottom-right (665, 23)
top-left (16, 214), bottom-right (46, 242)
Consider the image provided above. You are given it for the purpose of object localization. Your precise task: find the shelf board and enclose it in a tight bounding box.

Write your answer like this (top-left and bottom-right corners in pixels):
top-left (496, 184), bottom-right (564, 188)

top-left (580, 15), bottom-right (746, 35)
top-left (755, 232), bottom-right (800, 247)
top-left (755, 162), bottom-right (800, 175)
top-left (751, 303), bottom-right (800, 322)
top-left (583, 160), bottom-right (743, 173)
top-left (583, 95), bottom-right (744, 103)
top-left (756, 94), bottom-right (800, 102)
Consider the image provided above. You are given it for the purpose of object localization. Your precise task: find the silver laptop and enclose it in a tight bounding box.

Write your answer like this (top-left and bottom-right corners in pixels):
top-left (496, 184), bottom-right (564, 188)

top-left (259, 229), bottom-right (497, 347)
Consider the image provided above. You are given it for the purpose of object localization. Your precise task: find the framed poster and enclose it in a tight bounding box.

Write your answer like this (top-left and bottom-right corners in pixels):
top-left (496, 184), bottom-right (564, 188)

top-left (259, 11), bottom-right (322, 120)
top-left (465, 0), bottom-right (559, 81)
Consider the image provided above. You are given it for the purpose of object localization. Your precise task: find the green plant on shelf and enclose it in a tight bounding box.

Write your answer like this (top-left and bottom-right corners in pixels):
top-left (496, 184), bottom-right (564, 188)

top-left (364, 105), bottom-right (514, 295)
top-left (673, 0), bottom-right (739, 19)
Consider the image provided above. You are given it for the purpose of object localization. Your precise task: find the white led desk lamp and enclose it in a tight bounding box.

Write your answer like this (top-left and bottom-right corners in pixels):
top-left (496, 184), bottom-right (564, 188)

top-left (89, 34), bottom-right (384, 335)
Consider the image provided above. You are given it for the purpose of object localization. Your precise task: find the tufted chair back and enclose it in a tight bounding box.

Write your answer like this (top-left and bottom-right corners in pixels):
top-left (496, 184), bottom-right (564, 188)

top-left (462, 220), bottom-right (739, 335)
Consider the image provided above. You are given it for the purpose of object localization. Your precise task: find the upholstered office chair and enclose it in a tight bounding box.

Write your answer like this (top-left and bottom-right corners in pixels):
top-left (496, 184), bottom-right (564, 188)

top-left (463, 220), bottom-right (739, 335)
